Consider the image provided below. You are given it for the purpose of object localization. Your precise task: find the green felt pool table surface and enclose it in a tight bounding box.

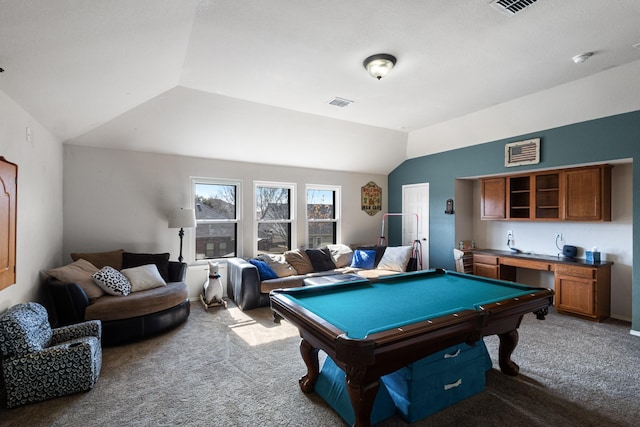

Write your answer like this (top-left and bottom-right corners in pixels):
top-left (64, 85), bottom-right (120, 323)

top-left (276, 270), bottom-right (543, 339)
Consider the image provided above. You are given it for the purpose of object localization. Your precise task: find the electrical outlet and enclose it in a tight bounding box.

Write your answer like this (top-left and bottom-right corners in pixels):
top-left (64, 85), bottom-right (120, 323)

top-left (555, 233), bottom-right (563, 240)
top-left (507, 230), bottom-right (513, 239)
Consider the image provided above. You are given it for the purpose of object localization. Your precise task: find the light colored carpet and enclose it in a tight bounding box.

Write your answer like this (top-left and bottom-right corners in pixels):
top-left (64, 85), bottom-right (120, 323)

top-left (1, 300), bottom-right (638, 426)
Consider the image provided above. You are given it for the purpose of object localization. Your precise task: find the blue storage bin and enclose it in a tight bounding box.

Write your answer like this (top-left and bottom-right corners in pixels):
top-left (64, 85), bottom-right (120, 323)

top-left (385, 358), bottom-right (487, 423)
top-left (380, 340), bottom-right (491, 423)
top-left (381, 340), bottom-right (491, 399)
top-left (314, 356), bottom-right (397, 426)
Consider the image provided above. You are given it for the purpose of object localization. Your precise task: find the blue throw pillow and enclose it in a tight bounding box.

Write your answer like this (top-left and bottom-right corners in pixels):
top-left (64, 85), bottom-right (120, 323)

top-left (249, 259), bottom-right (278, 281)
top-left (350, 249), bottom-right (376, 269)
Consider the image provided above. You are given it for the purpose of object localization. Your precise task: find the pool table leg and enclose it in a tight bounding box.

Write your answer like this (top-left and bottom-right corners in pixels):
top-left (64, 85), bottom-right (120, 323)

top-left (345, 369), bottom-right (378, 427)
top-left (498, 329), bottom-right (520, 376)
top-left (298, 339), bottom-right (319, 392)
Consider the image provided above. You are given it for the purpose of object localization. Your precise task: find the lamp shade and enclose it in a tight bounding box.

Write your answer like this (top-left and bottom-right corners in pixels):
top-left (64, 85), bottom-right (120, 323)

top-left (168, 208), bottom-right (196, 229)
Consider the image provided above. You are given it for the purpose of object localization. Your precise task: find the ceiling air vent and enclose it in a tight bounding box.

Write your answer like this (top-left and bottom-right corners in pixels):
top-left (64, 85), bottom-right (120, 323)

top-left (328, 97), bottom-right (354, 108)
top-left (490, 0), bottom-right (538, 15)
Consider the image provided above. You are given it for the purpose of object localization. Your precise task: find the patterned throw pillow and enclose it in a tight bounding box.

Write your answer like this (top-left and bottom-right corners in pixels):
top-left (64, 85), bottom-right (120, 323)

top-left (92, 266), bottom-right (131, 296)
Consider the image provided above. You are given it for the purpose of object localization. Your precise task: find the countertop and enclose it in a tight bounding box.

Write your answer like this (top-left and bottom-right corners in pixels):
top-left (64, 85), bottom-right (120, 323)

top-left (472, 249), bottom-right (613, 267)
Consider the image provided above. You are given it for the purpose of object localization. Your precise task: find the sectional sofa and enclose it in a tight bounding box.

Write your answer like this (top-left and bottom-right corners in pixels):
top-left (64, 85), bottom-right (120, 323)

top-left (228, 244), bottom-right (414, 310)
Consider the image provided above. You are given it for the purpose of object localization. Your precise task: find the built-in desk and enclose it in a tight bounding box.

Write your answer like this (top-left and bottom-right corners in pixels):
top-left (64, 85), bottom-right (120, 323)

top-left (472, 249), bottom-right (613, 321)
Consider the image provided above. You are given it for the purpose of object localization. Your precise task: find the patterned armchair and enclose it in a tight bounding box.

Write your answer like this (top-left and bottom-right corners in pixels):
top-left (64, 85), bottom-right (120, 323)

top-left (0, 302), bottom-right (102, 408)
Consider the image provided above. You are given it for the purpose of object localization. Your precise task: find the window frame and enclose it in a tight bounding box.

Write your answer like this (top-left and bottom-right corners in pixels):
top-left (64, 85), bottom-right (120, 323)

top-left (192, 177), bottom-right (242, 260)
top-left (254, 180), bottom-right (296, 256)
top-left (306, 184), bottom-right (341, 248)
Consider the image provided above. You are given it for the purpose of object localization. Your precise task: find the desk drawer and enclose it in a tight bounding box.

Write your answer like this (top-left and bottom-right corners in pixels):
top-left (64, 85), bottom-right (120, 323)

top-left (555, 265), bottom-right (595, 279)
top-left (499, 257), bottom-right (550, 271)
top-left (473, 254), bottom-right (498, 265)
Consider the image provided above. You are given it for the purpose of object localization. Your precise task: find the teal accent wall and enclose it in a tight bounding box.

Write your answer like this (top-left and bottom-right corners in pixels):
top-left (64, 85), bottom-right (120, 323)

top-left (388, 110), bottom-right (640, 330)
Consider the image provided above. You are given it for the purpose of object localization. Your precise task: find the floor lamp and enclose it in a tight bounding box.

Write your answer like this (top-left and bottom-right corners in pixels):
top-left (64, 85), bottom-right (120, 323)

top-left (168, 208), bottom-right (196, 263)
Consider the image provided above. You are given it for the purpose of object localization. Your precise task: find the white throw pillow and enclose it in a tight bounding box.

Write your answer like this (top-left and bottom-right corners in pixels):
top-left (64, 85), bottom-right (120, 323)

top-left (121, 264), bottom-right (167, 292)
top-left (377, 246), bottom-right (413, 272)
top-left (92, 266), bottom-right (131, 296)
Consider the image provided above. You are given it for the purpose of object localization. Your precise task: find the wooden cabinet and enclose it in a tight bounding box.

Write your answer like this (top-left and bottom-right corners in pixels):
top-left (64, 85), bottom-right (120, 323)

top-left (507, 175), bottom-right (531, 219)
top-left (506, 171), bottom-right (562, 220)
top-left (473, 253), bottom-right (516, 281)
top-left (472, 250), bottom-right (612, 322)
top-left (0, 157), bottom-right (17, 291)
top-left (479, 171), bottom-right (561, 221)
top-left (554, 264), bottom-right (611, 321)
top-left (534, 172), bottom-right (562, 219)
top-left (480, 177), bottom-right (506, 219)
top-left (564, 165), bottom-right (612, 221)
top-left (473, 254), bottom-right (499, 279)
top-left (480, 164), bottom-right (609, 222)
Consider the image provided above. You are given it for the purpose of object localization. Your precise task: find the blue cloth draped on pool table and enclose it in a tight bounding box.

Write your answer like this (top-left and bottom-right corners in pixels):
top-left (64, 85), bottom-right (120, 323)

top-left (281, 272), bottom-right (536, 339)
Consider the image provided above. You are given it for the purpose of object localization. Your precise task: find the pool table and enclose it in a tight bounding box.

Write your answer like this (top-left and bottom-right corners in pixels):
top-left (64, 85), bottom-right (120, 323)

top-left (269, 269), bottom-right (554, 427)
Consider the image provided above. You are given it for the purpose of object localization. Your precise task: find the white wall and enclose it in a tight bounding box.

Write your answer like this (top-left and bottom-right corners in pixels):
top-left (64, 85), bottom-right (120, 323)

top-left (62, 145), bottom-right (387, 264)
top-left (66, 86), bottom-right (408, 175)
top-left (0, 90), bottom-right (64, 312)
top-left (468, 162), bottom-right (633, 321)
top-left (407, 60), bottom-right (640, 159)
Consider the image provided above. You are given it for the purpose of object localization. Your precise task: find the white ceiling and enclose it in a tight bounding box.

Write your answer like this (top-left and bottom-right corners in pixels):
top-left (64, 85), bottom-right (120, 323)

top-left (1, 0), bottom-right (640, 172)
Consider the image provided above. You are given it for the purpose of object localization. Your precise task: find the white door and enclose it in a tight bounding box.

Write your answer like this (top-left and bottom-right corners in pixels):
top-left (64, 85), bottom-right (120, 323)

top-left (402, 184), bottom-right (429, 270)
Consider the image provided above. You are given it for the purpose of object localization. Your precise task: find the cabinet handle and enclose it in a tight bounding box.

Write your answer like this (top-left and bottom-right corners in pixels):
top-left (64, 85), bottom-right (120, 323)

top-left (444, 379), bottom-right (463, 390)
top-left (444, 349), bottom-right (461, 359)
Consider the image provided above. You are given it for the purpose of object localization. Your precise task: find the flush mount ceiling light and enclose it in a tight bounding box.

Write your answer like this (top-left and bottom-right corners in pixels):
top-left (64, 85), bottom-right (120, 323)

top-left (572, 52), bottom-right (593, 64)
top-left (363, 54), bottom-right (396, 80)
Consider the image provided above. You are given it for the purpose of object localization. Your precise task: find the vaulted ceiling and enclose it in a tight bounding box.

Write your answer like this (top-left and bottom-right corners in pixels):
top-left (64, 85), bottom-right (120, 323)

top-left (1, 1), bottom-right (639, 173)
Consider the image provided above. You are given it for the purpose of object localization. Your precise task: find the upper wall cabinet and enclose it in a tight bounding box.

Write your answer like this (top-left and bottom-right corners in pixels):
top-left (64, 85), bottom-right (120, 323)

top-left (480, 164), bottom-right (611, 222)
top-left (481, 177), bottom-right (506, 219)
top-left (507, 171), bottom-right (562, 220)
top-left (564, 165), bottom-right (612, 221)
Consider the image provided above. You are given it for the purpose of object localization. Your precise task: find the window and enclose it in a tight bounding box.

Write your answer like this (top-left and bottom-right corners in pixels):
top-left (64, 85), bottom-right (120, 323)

top-left (193, 179), bottom-right (241, 259)
top-left (255, 182), bottom-right (295, 255)
top-left (306, 185), bottom-right (340, 248)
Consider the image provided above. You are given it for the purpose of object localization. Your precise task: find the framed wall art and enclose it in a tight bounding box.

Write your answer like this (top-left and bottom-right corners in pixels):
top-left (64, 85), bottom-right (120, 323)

top-left (361, 181), bottom-right (382, 216)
